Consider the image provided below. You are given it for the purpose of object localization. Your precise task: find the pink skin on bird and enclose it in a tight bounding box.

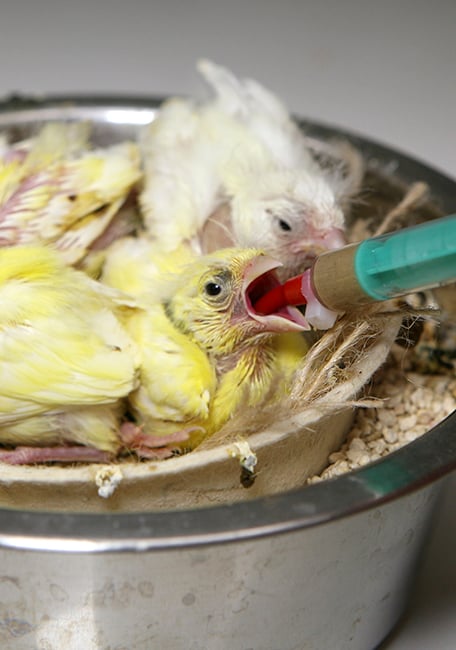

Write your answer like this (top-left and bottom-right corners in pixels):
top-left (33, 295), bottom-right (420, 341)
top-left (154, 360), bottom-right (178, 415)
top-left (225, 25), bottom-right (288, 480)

top-left (289, 226), bottom-right (346, 255)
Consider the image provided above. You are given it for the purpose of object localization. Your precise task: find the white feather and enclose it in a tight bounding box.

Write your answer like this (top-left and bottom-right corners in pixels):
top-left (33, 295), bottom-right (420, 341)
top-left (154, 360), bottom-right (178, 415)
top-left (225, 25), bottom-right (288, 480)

top-left (139, 59), bottom-right (364, 273)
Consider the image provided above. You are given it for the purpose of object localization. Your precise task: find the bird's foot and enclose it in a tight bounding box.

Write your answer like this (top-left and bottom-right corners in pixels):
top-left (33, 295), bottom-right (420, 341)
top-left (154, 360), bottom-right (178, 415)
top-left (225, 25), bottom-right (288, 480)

top-left (119, 422), bottom-right (201, 459)
top-left (0, 445), bottom-right (112, 465)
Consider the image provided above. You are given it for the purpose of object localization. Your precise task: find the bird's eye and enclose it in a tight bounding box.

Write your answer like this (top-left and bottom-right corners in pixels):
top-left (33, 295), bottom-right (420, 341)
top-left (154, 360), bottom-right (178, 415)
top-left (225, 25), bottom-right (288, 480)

top-left (202, 271), bottom-right (231, 302)
top-left (278, 218), bottom-right (292, 232)
top-left (204, 282), bottom-right (223, 296)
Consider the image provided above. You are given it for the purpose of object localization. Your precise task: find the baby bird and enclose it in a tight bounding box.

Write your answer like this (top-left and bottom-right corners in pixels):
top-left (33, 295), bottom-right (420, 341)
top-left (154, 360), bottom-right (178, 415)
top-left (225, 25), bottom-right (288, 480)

top-left (139, 59), bottom-right (363, 277)
top-left (102, 242), bottom-right (310, 451)
top-left (0, 244), bottom-right (175, 465)
top-left (0, 122), bottom-right (141, 264)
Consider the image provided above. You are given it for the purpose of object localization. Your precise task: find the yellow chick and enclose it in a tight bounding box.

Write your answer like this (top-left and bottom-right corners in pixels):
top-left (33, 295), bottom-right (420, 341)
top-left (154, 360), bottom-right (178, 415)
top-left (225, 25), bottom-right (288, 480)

top-left (0, 122), bottom-right (141, 264)
top-left (102, 243), bottom-right (310, 452)
top-left (101, 236), bottom-right (217, 449)
top-left (0, 245), bottom-right (143, 464)
top-left (139, 59), bottom-right (363, 277)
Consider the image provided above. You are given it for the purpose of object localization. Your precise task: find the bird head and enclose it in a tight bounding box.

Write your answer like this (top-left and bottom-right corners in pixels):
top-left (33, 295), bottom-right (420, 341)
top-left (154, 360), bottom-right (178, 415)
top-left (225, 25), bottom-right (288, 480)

top-left (229, 167), bottom-right (347, 277)
top-left (166, 247), bottom-right (309, 356)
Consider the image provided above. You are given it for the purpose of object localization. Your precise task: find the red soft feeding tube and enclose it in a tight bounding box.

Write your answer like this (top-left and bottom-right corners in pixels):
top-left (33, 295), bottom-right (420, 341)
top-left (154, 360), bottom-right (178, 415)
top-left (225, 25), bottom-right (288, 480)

top-left (254, 274), bottom-right (307, 314)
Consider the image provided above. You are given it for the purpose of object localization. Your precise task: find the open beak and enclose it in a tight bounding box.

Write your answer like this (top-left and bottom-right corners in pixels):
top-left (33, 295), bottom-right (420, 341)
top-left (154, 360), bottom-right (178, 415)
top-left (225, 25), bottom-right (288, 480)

top-left (243, 255), bottom-right (310, 332)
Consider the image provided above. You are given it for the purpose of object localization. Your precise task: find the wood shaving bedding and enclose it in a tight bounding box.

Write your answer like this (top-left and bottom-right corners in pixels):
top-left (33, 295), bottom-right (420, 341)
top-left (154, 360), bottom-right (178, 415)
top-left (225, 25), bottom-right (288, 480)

top-left (308, 343), bottom-right (456, 483)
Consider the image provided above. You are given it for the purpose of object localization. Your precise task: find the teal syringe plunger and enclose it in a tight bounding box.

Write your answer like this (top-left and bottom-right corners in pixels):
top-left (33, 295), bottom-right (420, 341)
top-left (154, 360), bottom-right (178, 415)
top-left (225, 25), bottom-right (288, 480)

top-left (253, 215), bottom-right (456, 329)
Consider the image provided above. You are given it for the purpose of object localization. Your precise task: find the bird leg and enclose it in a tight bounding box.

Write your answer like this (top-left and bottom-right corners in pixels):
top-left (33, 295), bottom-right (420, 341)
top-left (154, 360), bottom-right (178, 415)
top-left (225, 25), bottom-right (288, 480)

top-left (0, 426), bottom-right (201, 465)
top-left (119, 422), bottom-right (200, 459)
top-left (0, 445), bottom-right (112, 465)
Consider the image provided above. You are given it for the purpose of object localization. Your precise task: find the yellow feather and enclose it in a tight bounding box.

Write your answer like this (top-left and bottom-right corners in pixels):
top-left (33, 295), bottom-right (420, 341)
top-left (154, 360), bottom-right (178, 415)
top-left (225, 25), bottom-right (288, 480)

top-left (126, 305), bottom-right (216, 424)
top-left (0, 123), bottom-right (141, 263)
top-left (101, 235), bottom-right (196, 301)
top-left (0, 245), bottom-right (141, 453)
top-left (103, 244), bottom-right (309, 450)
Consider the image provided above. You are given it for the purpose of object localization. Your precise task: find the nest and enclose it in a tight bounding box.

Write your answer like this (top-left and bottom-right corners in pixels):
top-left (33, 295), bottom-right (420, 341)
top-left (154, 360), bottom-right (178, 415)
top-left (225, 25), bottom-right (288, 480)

top-left (204, 303), bottom-right (402, 449)
top-left (0, 118), bottom-right (452, 513)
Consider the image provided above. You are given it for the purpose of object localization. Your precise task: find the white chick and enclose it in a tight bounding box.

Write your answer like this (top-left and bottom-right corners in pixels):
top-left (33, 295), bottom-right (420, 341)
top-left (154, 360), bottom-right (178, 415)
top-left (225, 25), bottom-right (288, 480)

top-left (139, 59), bottom-right (363, 276)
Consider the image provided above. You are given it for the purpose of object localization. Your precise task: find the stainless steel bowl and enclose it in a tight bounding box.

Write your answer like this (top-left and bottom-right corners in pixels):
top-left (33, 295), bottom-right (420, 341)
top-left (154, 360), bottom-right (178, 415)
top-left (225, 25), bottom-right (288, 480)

top-left (0, 97), bottom-right (455, 650)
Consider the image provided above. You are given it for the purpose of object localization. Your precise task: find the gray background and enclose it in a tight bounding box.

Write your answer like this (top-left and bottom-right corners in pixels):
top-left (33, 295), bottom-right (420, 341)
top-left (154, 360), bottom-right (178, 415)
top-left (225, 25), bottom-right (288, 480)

top-left (1, 1), bottom-right (455, 648)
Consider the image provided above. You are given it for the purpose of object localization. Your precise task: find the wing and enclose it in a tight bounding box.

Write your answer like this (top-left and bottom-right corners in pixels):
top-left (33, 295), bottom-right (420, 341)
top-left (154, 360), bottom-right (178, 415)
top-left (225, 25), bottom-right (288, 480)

top-left (197, 58), bottom-right (314, 169)
top-left (0, 273), bottom-right (139, 423)
top-left (127, 306), bottom-right (216, 423)
top-left (139, 98), bottom-right (220, 250)
top-left (0, 123), bottom-right (141, 263)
